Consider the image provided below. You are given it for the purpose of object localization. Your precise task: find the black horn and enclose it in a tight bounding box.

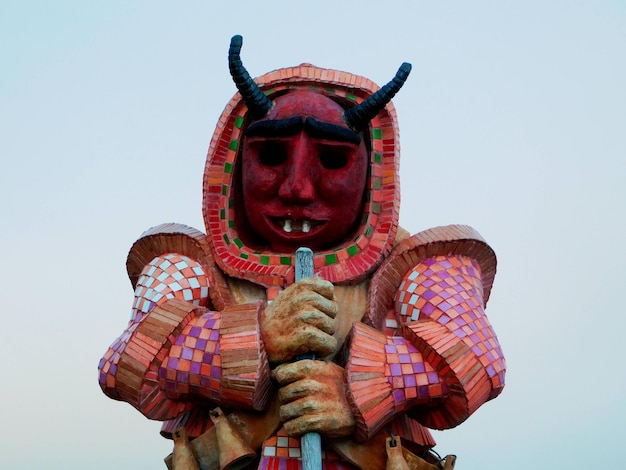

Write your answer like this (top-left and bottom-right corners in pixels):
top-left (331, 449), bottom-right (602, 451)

top-left (228, 35), bottom-right (272, 119)
top-left (344, 62), bottom-right (412, 132)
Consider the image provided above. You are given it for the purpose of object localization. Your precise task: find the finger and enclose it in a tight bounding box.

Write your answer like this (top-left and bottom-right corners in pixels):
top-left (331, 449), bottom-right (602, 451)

top-left (297, 277), bottom-right (335, 300)
top-left (272, 325), bottom-right (336, 360)
top-left (301, 328), bottom-right (337, 358)
top-left (279, 397), bottom-right (320, 422)
top-left (296, 308), bottom-right (336, 335)
top-left (293, 291), bottom-right (338, 319)
top-left (278, 378), bottom-right (325, 403)
top-left (283, 413), bottom-right (325, 437)
top-left (273, 360), bottom-right (316, 385)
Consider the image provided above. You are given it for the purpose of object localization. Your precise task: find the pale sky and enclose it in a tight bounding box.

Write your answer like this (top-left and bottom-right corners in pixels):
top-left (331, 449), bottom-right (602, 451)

top-left (1, 1), bottom-right (625, 469)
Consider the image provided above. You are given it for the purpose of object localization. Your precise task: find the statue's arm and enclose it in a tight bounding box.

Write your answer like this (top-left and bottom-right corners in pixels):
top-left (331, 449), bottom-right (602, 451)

top-left (98, 253), bottom-right (271, 421)
top-left (345, 254), bottom-right (506, 441)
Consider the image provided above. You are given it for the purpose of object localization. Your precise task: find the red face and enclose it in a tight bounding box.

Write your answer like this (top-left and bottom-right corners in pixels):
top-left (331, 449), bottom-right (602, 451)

top-left (240, 91), bottom-right (369, 252)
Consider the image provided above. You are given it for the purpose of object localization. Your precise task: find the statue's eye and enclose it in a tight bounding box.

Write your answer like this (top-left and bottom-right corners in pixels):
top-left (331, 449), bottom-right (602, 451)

top-left (258, 142), bottom-right (287, 166)
top-left (319, 149), bottom-right (348, 170)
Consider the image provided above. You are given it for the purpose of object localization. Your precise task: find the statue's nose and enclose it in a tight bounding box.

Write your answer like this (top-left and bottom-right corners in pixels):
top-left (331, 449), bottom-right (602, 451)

top-left (278, 135), bottom-right (315, 204)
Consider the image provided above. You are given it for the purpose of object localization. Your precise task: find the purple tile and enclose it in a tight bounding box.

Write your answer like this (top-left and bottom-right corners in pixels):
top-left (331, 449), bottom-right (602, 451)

top-left (392, 389), bottom-right (405, 402)
top-left (181, 347), bottom-right (193, 360)
top-left (421, 303), bottom-right (435, 315)
top-left (404, 375), bottom-right (416, 387)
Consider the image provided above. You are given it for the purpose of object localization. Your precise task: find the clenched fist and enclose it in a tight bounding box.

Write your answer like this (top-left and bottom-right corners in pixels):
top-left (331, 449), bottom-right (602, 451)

top-left (261, 277), bottom-right (338, 364)
top-left (273, 360), bottom-right (355, 438)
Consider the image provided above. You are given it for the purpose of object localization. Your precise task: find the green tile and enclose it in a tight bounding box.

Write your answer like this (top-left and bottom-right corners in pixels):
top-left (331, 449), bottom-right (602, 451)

top-left (228, 140), bottom-right (239, 151)
top-left (234, 238), bottom-right (244, 248)
top-left (325, 253), bottom-right (337, 265)
top-left (347, 245), bottom-right (359, 257)
top-left (224, 162), bottom-right (233, 174)
top-left (371, 128), bottom-right (382, 139)
top-left (234, 116), bottom-right (244, 128)
top-left (260, 255), bottom-right (270, 265)
top-left (280, 256), bottom-right (291, 266)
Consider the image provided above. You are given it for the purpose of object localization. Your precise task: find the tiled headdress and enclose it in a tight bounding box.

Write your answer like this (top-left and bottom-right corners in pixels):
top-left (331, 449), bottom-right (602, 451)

top-left (202, 35), bottom-right (411, 288)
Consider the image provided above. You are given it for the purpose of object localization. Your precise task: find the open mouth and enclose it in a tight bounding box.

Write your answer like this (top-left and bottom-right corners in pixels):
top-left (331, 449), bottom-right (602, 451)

top-left (271, 218), bottom-right (324, 234)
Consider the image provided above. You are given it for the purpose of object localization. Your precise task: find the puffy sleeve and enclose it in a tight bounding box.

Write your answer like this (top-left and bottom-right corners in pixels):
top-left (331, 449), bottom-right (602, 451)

top-left (98, 224), bottom-right (272, 421)
top-left (345, 225), bottom-right (506, 440)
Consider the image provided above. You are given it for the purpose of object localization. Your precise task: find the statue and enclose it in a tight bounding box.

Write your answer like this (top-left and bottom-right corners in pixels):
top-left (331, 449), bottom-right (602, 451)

top-left (98, 35), bottom-right (506, 469)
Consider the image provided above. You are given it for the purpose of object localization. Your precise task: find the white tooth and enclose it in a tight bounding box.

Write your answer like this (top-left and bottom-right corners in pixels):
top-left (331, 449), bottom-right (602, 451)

top-left (283, 219), bottom-right (292, 233)
top-left (302, 221), bottom-right (311, 233)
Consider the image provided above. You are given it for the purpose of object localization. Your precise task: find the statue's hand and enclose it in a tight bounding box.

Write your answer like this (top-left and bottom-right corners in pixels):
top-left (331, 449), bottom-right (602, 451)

top-left (261, 277), bottom-right (338, 364)
top-left (273, 360), bottom-right (355, 438)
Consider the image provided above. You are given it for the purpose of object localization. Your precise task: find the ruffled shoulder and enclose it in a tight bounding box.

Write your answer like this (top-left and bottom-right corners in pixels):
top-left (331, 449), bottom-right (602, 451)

top-left (126, 223), bottom-right (233, 311)
top-left (366, 225), bottom-right (497, 328)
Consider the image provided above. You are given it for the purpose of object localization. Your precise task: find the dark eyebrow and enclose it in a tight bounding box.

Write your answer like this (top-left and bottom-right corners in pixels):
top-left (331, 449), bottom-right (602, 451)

top-left (304, 117), bottom-right (361, 145)
top-left (244, 115), bottom-right (361, 145)
top-left (244, 116), bottom-right (304, 137)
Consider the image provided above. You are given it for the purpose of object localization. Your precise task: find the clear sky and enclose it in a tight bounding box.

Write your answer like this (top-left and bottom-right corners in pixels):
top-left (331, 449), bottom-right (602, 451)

top-left (1, 1), bottom-right (624, 469)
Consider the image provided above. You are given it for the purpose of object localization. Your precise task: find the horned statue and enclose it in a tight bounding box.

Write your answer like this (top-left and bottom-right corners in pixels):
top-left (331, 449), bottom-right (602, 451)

top-left (99, 35), bottom-right (506, 470)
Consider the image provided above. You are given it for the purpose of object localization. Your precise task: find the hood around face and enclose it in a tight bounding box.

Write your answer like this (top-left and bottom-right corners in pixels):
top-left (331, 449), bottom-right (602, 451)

top-left (202, 63), bottom-right (401, 288)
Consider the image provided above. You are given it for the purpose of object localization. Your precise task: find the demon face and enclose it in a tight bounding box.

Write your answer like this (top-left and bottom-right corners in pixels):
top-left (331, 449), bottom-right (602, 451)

top-left (241, 91), bottom-right (369, 252)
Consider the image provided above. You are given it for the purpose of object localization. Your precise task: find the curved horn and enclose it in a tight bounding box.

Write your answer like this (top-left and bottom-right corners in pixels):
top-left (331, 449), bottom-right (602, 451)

top-left (344, 62), bottom-right (412, 132)
top-left (228, 35), bottom-right (272, 119)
